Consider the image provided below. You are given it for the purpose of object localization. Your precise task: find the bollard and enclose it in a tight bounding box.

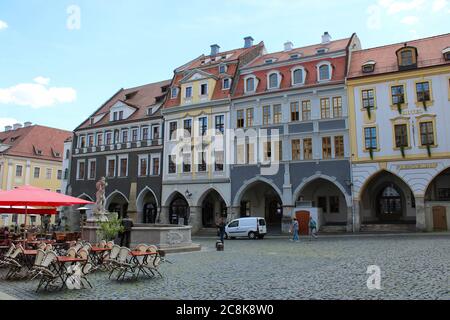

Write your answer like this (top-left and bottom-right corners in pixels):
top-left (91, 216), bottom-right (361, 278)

top-left (216, 240), bottom-right (224, 251)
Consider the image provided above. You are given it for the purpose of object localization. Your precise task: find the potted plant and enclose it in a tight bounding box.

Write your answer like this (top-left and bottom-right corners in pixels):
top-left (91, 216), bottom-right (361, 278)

top-left (96, 213), bottom-right (124, 242)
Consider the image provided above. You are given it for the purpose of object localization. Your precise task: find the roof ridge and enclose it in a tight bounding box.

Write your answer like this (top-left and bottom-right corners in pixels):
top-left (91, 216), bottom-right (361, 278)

top-left (124, 79), bottom-right (171, 91)
top-left (262, 37), bottom-right (351, 57)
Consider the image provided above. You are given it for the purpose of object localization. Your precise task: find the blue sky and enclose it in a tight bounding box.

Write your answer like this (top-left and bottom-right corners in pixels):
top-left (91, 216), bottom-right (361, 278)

top-left (0, 0), bottom-right (449, 131)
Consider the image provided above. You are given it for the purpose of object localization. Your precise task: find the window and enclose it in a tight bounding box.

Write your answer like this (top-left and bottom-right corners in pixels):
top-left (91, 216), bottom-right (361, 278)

top-left (223, 78), bottom-right (231, 90)
top-left (119, 157), bottom-right (128, 177)
top-left (64, 169), bottom-right (68, 180)
top-left (57, 170), bottom-right (63, 180)
top-left (198, 151), bottom-right (206, 172)
top-left (106, 132), bottom-right (112, 145)
top-left (169, 122), bottom-right (177, 140)
top-left (152, 156), bottom-right (160, 176)
top-left (107, 158), bottom-right (116, 178)
top-left (303, 138), bottom-right (312, 160)
top-left (263, 142), bottom-right (272, 162)
top-left (142, 127), bottom-right (149, 141)
top-left (171, 87), bottom-right (178, 99)
top-left (215, 115), bottom-right (224, 134)
top-left (320, 98), bottom-right (331, 119)
top-left (88, 135), bottom-right (94, 147)
top-left (292, 139), bottom-right (300, 160)
top-left (113, 112), bottom-right (118, 121)
top-left (246, 109), bottom-right (254, 127)
top-left (229, 220), bottom-right (239, 228)
top-left (391, 85), bottom-right (405, 104)
top-left (183, 119), bottom-right (192, 137)
top-left (240, 201), bottom-right (251, 217)
top-left (88, 160), bottom-right (96, 180)
top-left (219, 64), bottom-right (226, 74)
top-left (292, 68), bottom-right (304, 85)
top-left (364, 127), bottom-right (377, 150)
top-left (200, 83), bottom-right (208, 96)
top-left (397, 47), bottom-right (417, 69)
top-left (318, 197), bottom-right (327, 213)
top-left (152, 125), bottom-right (160, 140)
top-left (318, 64), bottom-right (330, 81)
top-left (273, 104), bottom-right (282, 124)
top-left (335, 136), bottom-right (344, 158)
top-left (15, 165), bottom-right (23, 177)
top-left (245, 77), bottom-right (255, 92)
top-left (332, 97), bottom-right (343, 118)
top-left (139, 156), bottom-right (148, 176)
top-left (168, 155), bottom-right (176, 174)
top-left (215, 151), bottom-right (224, 171)
top-left (34, 167), bottom-right (40, 179)
top-left (77, 161), bottom-right (85, 180)
top-left (322, 137), bottom-right (332, 159)
top-left (237, 110), bottom-right (244, 128)
top-left (118, 111), bottom-right (124, 120)
top-left (246, 143), bottom-right (255, 164)
top-left (65, 149), bottom-right (70, 159)
top-left (361, 89), bottom-right (375, 110)
top-left (199, 117), bottom-right (208, 136)
top-left (185, 86), bottom-right (192, 98)
top-left (46, 168), bottom-right (52, 180)
top-left (416, 82), bottom-right (431, 102)
top-left (96, 133), bottom-right (103, 146)
top-left (263, 106), bottom-right (271, 125)
top-left (268, 73), bottom-right (279, 89)
top-left (183, 153), bottom-right (191, 173)
top-left (79, 136), bottom-right (86, 148)
top-left (419, 121), bottom-right (435, 146)
top-left (362, 61), bottom-right (376, 73)
top-left (302, 101), bottom-right (311, 121)
top-left (131, 129), bottom-right (138, 142)
top-left (329, 196), bottom-right (340, 213)
top-left (394, 124), bottom-right (409, 148)
top-left (290, 102), bottom-right (299, 122)
top-left (114, 130), bottom-right (120, 144)
top-left (121, 130), bottom-right (128, 143)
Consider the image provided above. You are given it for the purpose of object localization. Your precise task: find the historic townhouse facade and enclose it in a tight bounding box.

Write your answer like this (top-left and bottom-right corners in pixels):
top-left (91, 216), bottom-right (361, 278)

top-left (347, 33), bottom-right (450, 232)
top-left (69, 81), bottom-right (170, 228)
top-left (0, 123), bottom-right (71, 227)
top-left (161, 38), bottom-right (265, 233)
top-left (230, 33), bottom-right (361, 233)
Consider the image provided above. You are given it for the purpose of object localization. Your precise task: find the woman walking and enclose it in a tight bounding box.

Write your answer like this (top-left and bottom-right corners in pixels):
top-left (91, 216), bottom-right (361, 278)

top-left (290, 218), bottom-right (299, 242)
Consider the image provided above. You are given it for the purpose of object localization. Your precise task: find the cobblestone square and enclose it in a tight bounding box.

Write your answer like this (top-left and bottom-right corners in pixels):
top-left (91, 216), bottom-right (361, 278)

top-left (0, 234), bottom-right (449, 300)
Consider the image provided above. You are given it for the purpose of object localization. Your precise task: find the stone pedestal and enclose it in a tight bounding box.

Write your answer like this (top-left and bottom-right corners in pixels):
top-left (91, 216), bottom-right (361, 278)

top-left (346, 206), bottom-right (354, 232)
top-left (353, 200), bottom-right (361, 232)
top-left (81, 220), bottom-right (102, 244)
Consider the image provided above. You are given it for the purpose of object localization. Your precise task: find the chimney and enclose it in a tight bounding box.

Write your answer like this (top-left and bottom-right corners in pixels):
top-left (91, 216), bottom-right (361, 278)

top-left (13, 123), bottom-right (23, 130)
top-left (5, 126), bottom-right (12, 132)
top-left (284, 41), bottom-right (294, 52)
top-left (210, 44), bottom-right (220, 56)
top-left (24, 121), bottom-right (32, 127)
top-left (322, 32), bottom-right (331, 44)
top-left (244, 36), bottom-right (254, 48)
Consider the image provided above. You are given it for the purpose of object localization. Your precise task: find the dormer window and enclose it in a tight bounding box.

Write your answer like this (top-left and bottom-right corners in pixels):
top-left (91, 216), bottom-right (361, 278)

top-left (90, 118), bottom-right (94, 125)
top-left (147, 107), bottom-right (153, 116)
top-left (443, 47), bottom-right (450, 61)
top-left (290, 53), bottom-right (301, 59)
top-left (317, 62), bottom-right (332, 82)
top-left (223, 78), bottom-right (231, 90)
top-left (265, 59), bottom-right (275, 64)
top-left (362, 60), bottom-right (376, 73)
top-left (292, 67), bottom-right (305, 86)
top-left (170, 87), bottom-right (178, 99)
top-left (125, 91), bottom-right (138, 100)
top-left (396, 46), bottom-right (418, 70)
top-left (317, 48), bottom-right (328, 54)
top-left (245, 76), bottom-right (257, 93)
top-left (267, 72), bottom-right (281, 89)
top-left (219, 64), bottom-right (227, 74)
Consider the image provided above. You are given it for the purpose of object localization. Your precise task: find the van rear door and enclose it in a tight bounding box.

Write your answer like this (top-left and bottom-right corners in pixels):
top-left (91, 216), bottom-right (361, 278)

top-left (258, 218), bottom-right (267, 234)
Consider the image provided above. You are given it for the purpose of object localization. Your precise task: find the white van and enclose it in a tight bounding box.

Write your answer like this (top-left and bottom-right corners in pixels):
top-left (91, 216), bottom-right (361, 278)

top-left (225, 217), bottom-right (267, 240)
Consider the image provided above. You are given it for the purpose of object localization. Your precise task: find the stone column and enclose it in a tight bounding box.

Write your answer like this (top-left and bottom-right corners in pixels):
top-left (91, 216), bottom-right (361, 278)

top-left (282, 205), bottom-right (294, 234)
top-left (127, 183), bottom-right (138, 223)
top-left (346, 206), bottom-right (353, 232)
top-left (230, 206), bottom-right (240, 221)
top-left (159, 207), bottom-right (170, 224)
top-left (353, 200), bottom-right (361, 232)
top-left (189, 206), bottom-right (202, 234)
top-left (415, 196), bottom-right (426, 232)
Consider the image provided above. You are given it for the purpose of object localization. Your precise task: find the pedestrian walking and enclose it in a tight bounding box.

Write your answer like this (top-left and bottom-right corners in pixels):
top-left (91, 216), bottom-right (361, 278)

top-left (309, 217), bottom-right (318, 239)
top-left (120, 216), bottom-right (134, 248)
top-left (290, 218), bottom-right (299, 242)
top-left (217, 216), bottom-right (226, 243)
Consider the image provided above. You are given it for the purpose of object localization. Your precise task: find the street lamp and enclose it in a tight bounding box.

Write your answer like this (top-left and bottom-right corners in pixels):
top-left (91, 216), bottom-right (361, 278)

top-left (185, 189), bottom-right (192, 199)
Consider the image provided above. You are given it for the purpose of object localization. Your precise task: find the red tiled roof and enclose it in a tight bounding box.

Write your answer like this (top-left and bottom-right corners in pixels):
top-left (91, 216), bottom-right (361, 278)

top-left (76, 80), bottom-right (171, 130)
top-left (0, 125), bottom-right (72, 162)
top-left (246, 38), bottom-right (350, 68)
top-left (348, 33), bottom-right (450, 79)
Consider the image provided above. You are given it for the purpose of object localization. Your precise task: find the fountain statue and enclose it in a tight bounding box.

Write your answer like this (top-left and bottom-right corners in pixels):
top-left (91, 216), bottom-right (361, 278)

top-left (93, 177), bottom-right (109, 221)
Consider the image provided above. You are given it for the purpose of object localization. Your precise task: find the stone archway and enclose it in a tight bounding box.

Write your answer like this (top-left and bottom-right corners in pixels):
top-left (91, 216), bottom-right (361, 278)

top-left (105, 191), bottom-right (129, 219)
top-left (136, 187), bottom-right (159, 224)
top-left (168, 192), bottom-right (190, 226)
top-left (425, 167), bottom-right (450, 231)
top-left (197, 189), bottom-right (227, 228)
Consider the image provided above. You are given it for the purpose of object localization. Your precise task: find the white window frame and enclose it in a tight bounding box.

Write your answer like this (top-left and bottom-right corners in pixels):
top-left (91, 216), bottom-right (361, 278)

top-left (87, 159), bottom-right (96, 180)
top-left (78, 135), bottom-right (86, 148)
top-left (131, 127), bottom-right (139, 142)
top-left (150, 154), bottom-right (161, 176)
top-left (219, 64), bottom-right (227, 74)
top-left (171, 87), bottom-right (178, 99)
top-left (317, 61), bottom-right (332, 82)
top-left (168, 121), bottom-right (178, 141)
top-left (267, 71), bottom-right (281, 90)
top-left (291, 66), bottom-right (306, 86)
top-left (199, 82), bottom-right (208, 96)
top-left (106, 156), bottom-right (116, 178)
top-left (87, 134), bottom-right (94, 147)
top-left (222, 78), bottom-right (232, 90)
top-left (96, 132), bottom-right (103, 146)
top-left (76, 160), bottom-right (85, 180)
top-left (138, 154), bottom-right (149, 177)
top-left (141, 126), bottom-right (150, 141)
top-left (198, 116), bottom-right (208, 136)
top-left (118, 154), bottom-right (129, 177)
top-left (121, 128), bottom-right (130, 143)
top-left (33, 167), bottom-right (40, 179)
top-left (244, 75), bottom-right (258, 93)
top-left (185, 86), bottom-right (193, 98)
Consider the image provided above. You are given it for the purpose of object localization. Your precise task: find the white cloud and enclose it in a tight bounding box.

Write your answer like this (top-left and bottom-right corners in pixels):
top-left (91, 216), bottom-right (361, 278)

top-left (0, 78), bottom-right (77, 109)
top-left (378, 0), bottom-right (425, 15)
top-left (0, 118), bottom-right (19, 131)
top-left (0, 20), bottom-right (8, 30)
top-left (401, 15), bottom-right (419, 25)
top-left (432, 0), bottom-right (448, 11)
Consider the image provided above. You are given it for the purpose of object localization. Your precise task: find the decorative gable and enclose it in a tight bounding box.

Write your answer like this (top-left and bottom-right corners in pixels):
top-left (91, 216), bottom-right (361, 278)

top-left (109, 101), bottom-right (137, 122)
top-left (179, 69), bottom-right (217, 84)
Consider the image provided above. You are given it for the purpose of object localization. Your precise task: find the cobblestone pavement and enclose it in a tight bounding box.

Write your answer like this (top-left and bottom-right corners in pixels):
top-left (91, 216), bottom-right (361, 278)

top-left (0, 234), bottom-right (449, 300)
